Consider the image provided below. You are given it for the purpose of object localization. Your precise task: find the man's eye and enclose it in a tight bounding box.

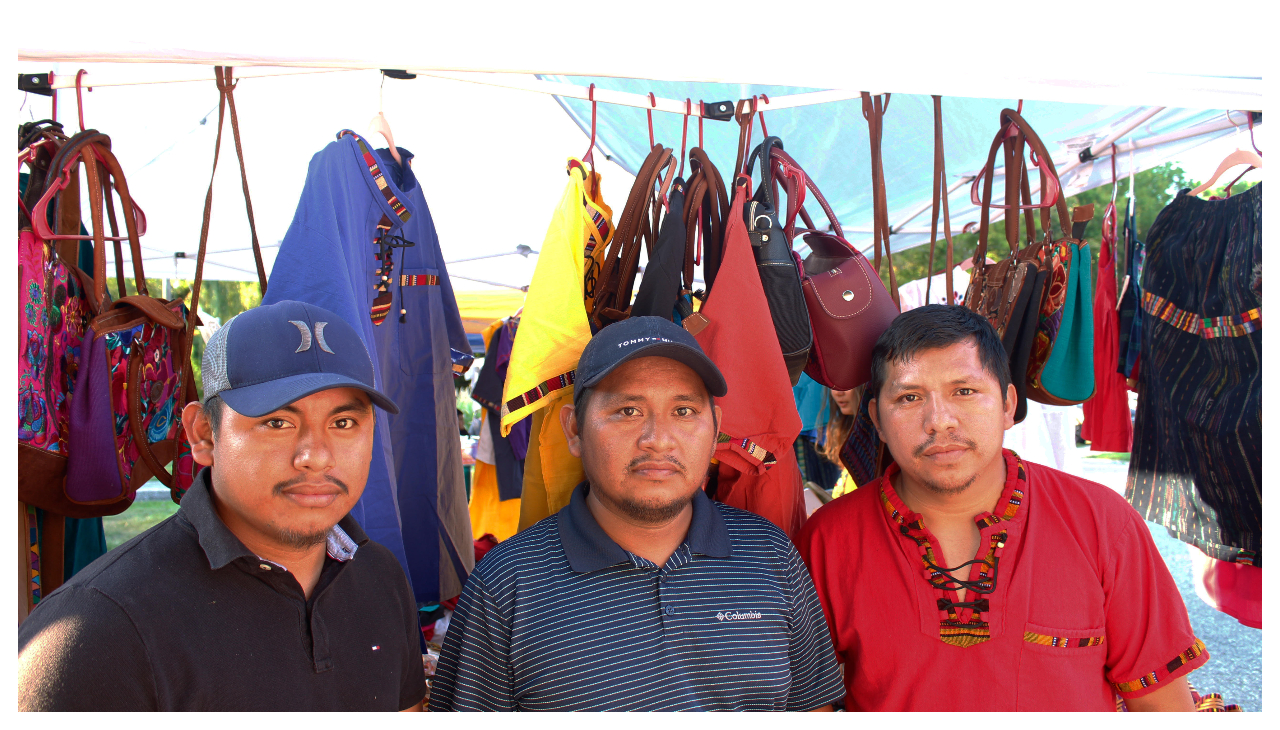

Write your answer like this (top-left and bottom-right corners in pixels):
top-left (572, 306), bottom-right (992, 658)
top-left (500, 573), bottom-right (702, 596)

top-left (957, 388), bottom-right (975, 396)
top-left (900, 394), bottom-right (920, 403)
top-left (620, 407), bottom-right (640, 417)
top-left (674, 407), bottom-right (694, 417)
top-left (265, 418), bottom-right (289, 429)
top-left (333, 417), bottom-right (356, 429)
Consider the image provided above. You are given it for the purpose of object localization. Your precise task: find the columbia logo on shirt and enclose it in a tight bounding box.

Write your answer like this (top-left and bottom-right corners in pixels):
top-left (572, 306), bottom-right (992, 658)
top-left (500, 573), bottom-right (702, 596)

top-left (716, 610), bottom-right (763, 622)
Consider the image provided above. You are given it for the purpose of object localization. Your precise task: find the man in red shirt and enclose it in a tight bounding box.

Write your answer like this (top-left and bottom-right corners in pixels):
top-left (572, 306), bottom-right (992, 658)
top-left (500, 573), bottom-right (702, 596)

top-left (798, 305), bottom-right (1205, 711)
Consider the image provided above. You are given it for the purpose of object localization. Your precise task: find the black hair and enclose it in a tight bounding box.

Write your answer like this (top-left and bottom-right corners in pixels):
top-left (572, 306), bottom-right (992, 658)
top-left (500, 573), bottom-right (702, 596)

top-left (868, 305), bottom-right (1011, 402)
top-left (203, 395), bottom-right (228, 440)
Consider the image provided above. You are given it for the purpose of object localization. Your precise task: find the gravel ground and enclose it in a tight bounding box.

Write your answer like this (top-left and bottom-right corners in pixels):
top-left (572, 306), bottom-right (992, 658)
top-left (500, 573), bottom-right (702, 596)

top-left (1078, 450), bottom-right (1261, 711)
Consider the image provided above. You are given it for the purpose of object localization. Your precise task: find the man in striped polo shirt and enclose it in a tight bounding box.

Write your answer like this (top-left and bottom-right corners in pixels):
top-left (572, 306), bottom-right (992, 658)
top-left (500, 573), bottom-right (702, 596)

top-left (430, 316), bottom-right (845, 711)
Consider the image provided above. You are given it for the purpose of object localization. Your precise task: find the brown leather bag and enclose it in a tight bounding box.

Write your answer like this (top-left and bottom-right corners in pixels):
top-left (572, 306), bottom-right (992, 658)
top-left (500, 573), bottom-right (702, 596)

top-left (590, 144), bottom-right (676, 329)
top-left (764, 148), bottom-right (898, 391)
top-left (963, 108), bottom-right (1094, 419)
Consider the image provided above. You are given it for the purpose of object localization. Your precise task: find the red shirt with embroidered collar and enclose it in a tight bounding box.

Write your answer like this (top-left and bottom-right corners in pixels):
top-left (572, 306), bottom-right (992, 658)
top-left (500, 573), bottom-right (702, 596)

top-left (797, 449), bottom-right (1207, 711)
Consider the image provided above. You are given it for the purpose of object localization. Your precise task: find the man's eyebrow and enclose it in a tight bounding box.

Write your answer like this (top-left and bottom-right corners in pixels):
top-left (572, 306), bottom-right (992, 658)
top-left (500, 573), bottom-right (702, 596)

top-left (599, 393), bottom-right (648, 404)
top-left (328, 399), bottom-right (373, 417)
top-left (269, 399), bottom-right (372, 418)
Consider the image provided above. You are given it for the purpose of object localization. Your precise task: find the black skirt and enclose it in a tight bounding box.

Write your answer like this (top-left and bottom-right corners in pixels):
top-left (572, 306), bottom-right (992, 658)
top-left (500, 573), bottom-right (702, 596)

top-left (1126, 184), bottom-right (1262, 564)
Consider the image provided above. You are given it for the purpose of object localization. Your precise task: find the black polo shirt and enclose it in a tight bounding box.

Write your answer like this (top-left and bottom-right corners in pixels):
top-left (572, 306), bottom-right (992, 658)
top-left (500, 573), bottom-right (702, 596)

top-left (429, 482), bottom-right (845, 711)
top-left (17, 468), bottom-right (426, 711)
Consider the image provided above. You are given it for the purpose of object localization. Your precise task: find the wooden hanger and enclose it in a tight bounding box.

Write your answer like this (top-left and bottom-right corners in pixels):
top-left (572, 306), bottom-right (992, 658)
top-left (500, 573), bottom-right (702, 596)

top-left (369, 73), bottom-right (403, 166)
top-left (1189, 149), bottom-right (1261, 196)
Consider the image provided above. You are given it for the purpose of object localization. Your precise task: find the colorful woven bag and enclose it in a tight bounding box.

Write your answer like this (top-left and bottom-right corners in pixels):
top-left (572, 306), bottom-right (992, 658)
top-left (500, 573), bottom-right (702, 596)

top-left (27, 133), bottom-right (197, 517)
top-left (18, 127), bottom-right (96, 512)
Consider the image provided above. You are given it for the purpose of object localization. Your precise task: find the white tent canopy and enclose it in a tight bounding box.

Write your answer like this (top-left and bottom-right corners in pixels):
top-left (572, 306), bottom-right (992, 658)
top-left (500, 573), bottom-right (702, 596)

top-left (18, 2), bottom-right (1264, 290)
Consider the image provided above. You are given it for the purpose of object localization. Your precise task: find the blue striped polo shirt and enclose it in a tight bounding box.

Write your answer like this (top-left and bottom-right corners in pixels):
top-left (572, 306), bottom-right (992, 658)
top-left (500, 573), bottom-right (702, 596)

top-left (429, 482), bottom-right (845, 711)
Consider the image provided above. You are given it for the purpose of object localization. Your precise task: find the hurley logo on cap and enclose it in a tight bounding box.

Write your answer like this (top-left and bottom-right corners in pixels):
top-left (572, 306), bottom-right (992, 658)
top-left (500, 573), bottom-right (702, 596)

top-left (289, 320), bottom-right (336, 354)
top-left (617, 336), bottom-right (675, 349)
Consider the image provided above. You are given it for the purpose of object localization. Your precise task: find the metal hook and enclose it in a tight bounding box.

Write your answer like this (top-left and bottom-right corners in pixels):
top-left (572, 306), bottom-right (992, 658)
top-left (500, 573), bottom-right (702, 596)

top-left (647, 92), bottom-right (657, 149)
top-left (758, 94), bottom-right (770, 137)
top-left (75, 69), bottom-right (91, 132)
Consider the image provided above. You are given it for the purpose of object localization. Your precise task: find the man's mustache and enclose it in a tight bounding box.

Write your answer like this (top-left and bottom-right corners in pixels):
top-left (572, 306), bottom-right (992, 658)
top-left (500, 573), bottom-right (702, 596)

top-left (912, 435), bottom-right (978, 458)
top-left (273, 474), bottom-right (350, 496)
top-left (628, 454), bottom-right (687, 475)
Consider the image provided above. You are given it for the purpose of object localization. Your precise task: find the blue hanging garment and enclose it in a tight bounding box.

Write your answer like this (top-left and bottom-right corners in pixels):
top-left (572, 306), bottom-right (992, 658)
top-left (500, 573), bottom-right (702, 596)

top-left (265, 131), bottom-right (475, 604)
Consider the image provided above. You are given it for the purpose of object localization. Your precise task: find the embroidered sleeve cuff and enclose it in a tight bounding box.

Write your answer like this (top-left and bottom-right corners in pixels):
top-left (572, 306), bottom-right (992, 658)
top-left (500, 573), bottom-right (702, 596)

top-left (1110, 637), bottom-right (1209, 698)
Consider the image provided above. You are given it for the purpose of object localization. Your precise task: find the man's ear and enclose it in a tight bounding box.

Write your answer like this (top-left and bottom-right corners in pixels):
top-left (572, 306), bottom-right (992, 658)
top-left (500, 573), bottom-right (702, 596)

top-left (181, 402), bottom-right (216, 467)
top-left (711, 404), bottom-right (723, 461)
top-left (560, 403), bottom-right (582, 458)
top-left (1003, 383), bottom-right (1018, 430)
top-left (868, 397), bottom-right (881, 435)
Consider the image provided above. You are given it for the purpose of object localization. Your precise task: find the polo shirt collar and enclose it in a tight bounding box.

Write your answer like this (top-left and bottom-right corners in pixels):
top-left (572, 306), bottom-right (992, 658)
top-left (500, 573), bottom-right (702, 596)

top-left (558, 481), bottom-right (732, 574)
top-left (180, 467), bottom-right (370, 571)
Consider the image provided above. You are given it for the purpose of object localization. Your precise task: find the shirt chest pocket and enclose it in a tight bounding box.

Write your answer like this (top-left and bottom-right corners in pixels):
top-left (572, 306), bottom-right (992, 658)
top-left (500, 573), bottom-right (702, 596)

top-left (1016, 621), bottom-right (1112, 711)
top-left (394, 267), bottom-right (446, 375)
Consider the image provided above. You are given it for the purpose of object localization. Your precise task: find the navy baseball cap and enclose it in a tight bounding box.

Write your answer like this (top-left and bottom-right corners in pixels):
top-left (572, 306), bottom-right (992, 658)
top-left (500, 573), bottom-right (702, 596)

top-left (201, 300), bottom-right (399, 417)
top-left (574, 316), bottom-right (727, 406)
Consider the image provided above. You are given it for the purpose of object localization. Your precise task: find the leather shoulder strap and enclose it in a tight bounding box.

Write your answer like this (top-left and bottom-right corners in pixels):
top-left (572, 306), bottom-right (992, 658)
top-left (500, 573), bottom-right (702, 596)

top-left (591, 145), bottom-right (675, 326)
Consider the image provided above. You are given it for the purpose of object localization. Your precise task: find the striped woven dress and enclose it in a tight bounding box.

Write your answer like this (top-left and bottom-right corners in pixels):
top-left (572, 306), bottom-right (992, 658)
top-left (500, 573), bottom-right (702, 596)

top-left (1125, 184), bottom-right (1262, 565)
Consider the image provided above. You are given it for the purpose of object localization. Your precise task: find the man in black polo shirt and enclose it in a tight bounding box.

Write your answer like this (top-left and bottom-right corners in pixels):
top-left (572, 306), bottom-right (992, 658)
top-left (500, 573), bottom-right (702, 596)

top-left (18, 301), bottom-right (426, 711)
top-left (430, 316), bottom-right (845, 711)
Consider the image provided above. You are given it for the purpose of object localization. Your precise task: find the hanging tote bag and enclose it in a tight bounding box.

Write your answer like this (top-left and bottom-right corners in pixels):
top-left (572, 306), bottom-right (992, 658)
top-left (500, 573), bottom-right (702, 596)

top-left (27, 136), bottom-right (195, 517)
top-left (999, 110), bottom-right (1096, 405)
top-left (740, 133), bottom-right (812, 386)
top-left (686, 173), bottom-right (806, 537)
top-left (766, 147), bottom-right (899, 391)
top-left (17, 130), bottom-right (96, 508)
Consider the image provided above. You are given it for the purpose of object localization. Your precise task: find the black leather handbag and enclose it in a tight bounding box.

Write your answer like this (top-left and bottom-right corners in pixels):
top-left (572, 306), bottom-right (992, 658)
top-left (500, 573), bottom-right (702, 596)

top-left (741, 135), bottom-right (812, 386)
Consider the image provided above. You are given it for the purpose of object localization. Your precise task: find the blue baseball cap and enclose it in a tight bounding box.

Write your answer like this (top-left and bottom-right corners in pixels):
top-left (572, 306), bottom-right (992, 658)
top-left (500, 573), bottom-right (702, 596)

top-left (201, 300), bottom-right (398, 417)
top-left (574, 316), bottom-right (727, 407)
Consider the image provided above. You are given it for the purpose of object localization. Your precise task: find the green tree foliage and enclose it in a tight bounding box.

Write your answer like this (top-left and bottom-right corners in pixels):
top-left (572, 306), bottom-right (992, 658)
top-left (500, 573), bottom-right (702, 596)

top-left (106, 277), bottom-right (263, 401)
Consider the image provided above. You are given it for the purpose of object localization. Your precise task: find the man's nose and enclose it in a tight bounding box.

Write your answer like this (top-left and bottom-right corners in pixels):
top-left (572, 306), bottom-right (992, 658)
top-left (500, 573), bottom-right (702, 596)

top-left (637, 412), bottom-right (679, 452)
top-left (293, 424), bottom-right (336, 471)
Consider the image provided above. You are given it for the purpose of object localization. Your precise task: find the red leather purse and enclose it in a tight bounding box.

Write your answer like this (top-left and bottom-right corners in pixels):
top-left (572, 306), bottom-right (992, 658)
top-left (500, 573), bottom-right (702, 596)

top-left (769, 147), bottom-right (899, 390)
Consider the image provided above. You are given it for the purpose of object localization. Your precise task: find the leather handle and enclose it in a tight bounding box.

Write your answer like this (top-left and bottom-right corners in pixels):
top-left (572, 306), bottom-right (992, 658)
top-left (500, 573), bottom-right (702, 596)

top-left (862, 92), bottom-right (899, 309)
top-left (217, 67), bottom-right (268, 295)
top-left (93, 143), bottom-right (152, 301)
top-left (111, 295), bottom-right (186, 329)
top-left (591, 145), bottom-right (672, 325)
top-left (685, 147), bottom-right (729, 294)
top-left (925, 95), bottom-right (956, 305)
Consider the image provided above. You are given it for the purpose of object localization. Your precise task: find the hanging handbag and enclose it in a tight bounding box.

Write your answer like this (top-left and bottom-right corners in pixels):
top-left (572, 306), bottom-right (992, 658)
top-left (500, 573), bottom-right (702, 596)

top-left (739, 132), bottom-right (812, 386)
top-left (22, 134), bottom-right (189, 517)
top-left (687, 171), bottom-right (806, 537)
top-left (997, 112), bottom-right (1096, 406)
top-left (17, 128), bottom-right (97, 508)
top-left (630, 174), bottom-right (688, 321)
top-left (766, 146), bottom-right (899, 391)
top-left (964, 108), bottom-right (1096, 409)
top-left (590, 144), bottom-right (676, 329)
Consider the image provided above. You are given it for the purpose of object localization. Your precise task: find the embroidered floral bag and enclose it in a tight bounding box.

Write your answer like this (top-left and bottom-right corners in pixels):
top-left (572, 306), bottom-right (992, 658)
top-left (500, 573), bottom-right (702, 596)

top-left (26, 135), bottom-right (197, 517)
top-left (18, 128), bottom-right (97, 512)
